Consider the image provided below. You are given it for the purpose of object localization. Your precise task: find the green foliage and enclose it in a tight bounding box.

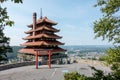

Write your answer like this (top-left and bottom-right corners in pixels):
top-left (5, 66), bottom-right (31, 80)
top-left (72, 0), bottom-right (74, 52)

top-left (64, 72), bottom-right (86, 80)
top-left (94, 17), bottom-right (120, 43)
top-left (0, 45), bottom-right (12, 61)
top-left (64, 0), bottom-right (120, 80)
top-left (94, 0), bottom-right (120, 16)
top-left (0, 0), bottom-right (23, 27)
top-left (0, 6), bottom-right (14, 27)
top-left (104, 46), bottom-right (120, 71)
top-left (0, 0), bottom-right (22, 3)
top-left (0, 0), bottom-right (22, 62)
top-left (94, 0), bottom-right (120, 79)
top-left (0, 28), bottom-right (12, 61)
top-left (99, 55), bottom-right (105, 61)
top-left (94, 0), bottom-right (120, 44)
top-left (88, 66), bottom-right (115, 80)
top-left (105, 46), bottom-right (120, 64)
top-left (64, 66), bottom-right (120, 80)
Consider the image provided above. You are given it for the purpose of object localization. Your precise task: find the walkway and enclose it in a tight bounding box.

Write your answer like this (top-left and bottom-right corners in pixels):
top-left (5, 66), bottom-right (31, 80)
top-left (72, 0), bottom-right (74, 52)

top-left (0, 63), bottom-right (110, 80)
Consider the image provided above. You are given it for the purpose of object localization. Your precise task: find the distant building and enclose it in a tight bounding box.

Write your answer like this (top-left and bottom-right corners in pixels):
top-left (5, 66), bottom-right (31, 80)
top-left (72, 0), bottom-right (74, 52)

top-left (18, 12), bottom-right (67, 62)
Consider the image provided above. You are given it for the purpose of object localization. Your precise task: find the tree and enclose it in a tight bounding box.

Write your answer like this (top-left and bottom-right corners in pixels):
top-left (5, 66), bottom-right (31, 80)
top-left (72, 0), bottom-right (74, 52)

top-left (0, 28), bottom-right (12, 61)
top-left (94, 0), bottom-right (120, 69)
top-left (0, 0), bottom-right (22, 62)
top-left (94, 0), bottom-right (120, 79)
top-left (64, 0), bottom-right (120, 79)
top-left (94, 0), bottom-right (120, 43)
top-left (104, 46), bottom-right (120, 78)
top-left (64, 66), bottom-right (119, 80)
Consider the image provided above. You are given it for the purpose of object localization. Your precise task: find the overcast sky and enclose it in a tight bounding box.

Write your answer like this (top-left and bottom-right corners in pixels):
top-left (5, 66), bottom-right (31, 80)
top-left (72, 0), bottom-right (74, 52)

top-left (2, 0), bottom-right (113, 46)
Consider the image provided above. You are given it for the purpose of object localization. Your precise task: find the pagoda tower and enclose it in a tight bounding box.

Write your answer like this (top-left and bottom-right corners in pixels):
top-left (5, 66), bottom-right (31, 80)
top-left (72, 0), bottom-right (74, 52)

top-left (18, 13), bottom-right (66, 58)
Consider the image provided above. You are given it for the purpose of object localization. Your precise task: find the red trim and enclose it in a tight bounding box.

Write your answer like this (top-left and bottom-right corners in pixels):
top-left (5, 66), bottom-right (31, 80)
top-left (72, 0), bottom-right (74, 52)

top-left (48, 50), bottom-right (51, 69)
top-left (36, 51), bottom-right (38, 69)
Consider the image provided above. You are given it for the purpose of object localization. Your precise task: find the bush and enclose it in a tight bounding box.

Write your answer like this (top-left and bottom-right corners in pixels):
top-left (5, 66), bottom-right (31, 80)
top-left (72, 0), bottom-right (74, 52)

top-left (99, 56), bottom-right (105, 61)
top-left (64, 72), bottom-right (86, 80)
top-left (64, 66), bottom-right (120, 80)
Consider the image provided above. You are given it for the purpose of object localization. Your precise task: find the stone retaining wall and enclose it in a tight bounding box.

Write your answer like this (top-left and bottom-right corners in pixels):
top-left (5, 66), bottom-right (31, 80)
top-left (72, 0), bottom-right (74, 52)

top-left (0, 61), bottom-right (35, 71)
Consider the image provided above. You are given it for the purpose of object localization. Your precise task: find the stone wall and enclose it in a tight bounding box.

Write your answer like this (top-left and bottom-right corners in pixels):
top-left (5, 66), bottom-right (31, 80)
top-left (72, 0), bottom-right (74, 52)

top-left (0, 61), bottom-right (35, 71)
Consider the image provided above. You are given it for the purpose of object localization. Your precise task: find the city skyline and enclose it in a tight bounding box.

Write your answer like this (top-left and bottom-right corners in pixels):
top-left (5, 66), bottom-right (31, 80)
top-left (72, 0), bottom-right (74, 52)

top-left (2, 0), bottom-right (113, 46)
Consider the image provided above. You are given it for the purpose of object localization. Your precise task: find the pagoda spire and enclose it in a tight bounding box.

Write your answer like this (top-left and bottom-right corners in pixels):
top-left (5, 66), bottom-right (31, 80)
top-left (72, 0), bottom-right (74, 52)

top-left (33, 12), bottom-right (36, 42)
top-left (40, 8), bottom-right (42, 19)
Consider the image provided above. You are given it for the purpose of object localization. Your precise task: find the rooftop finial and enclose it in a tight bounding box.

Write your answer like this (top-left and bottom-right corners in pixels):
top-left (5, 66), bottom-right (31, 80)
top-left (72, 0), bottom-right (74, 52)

top-left (40, 8), bottom-right (42, 19)
top-left (33, 12), bottom-right (36, 17)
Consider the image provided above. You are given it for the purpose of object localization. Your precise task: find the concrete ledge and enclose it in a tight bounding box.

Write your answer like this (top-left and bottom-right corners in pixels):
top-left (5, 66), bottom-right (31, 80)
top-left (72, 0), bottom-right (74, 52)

top-left (0, 61), bottom-right (35, 71)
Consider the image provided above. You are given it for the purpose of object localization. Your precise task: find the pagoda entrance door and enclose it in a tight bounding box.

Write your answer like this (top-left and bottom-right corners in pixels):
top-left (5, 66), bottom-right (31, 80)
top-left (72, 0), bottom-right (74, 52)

top-left (34, 49), bottom-right (52, 69)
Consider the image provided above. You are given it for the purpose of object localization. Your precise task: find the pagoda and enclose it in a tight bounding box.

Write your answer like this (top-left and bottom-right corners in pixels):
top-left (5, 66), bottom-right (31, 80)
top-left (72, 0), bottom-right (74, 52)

top-left (18, 12), bottom-right (66, 60)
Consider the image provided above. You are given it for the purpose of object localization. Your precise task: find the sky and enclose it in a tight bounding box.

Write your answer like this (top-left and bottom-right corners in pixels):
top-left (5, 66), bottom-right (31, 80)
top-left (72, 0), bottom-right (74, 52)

top-left (2, 0), bottom-right (113, 46)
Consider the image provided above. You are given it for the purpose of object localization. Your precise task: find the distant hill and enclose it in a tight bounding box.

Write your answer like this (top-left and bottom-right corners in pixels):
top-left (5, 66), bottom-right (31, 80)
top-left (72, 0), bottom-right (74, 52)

top-left (62, 45), bottom-right (113, 53)
top-left (6, 45), bottom-right (113, 59)
top-left (7, 46), bottom-right (23, 59)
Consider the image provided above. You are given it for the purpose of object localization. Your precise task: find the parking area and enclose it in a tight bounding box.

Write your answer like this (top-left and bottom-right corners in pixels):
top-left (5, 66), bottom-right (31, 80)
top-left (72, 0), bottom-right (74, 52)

top-left (0, 63), bottom-right (110, 80)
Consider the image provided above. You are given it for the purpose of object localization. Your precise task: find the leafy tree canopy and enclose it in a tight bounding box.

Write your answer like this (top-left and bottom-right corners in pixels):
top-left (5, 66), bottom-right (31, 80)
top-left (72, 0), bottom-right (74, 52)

top-left (94, 0), bottom-right (120, 78)
top-left (64, 0), bottom-right (120, 79)
top-left (0, 0), bottom-right (22, 61)
top-left (94, 0), bottom-right (120, 44)
top-left (0, 0), bottom-right (23, 27)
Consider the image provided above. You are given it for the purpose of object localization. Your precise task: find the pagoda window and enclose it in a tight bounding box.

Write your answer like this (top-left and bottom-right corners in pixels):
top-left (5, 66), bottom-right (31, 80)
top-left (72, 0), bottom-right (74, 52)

top-left (42, 30), bottom-right (46, 34)
top-left (46, 38), bottom-right (49, 40)
top-left (47, 38), bottom-right (51, 41)
top-left (35, 38), bottom-right (41, 41)
top-left (36, 23), bottom-right (44, 28)
top-left (52, 38), bottom-right (55, 41)
top-left (35, 32), bottom-right (38, 35)
top-left (28, 39), bottom-right (32, 42)
top-left (26, 46), bottom-right (33, 48)
top-left (52, 38), bottom-right (55, 40)
top-left (30, 34), bottom-right (32, 36)
top-left (45, 31), bottom-right (53, 34)
top-left (35, 31), bottom-right (42, 35)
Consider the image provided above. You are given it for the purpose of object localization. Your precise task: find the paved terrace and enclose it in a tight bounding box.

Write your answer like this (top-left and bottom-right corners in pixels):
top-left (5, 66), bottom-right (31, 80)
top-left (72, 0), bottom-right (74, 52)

top-left (0, 63), bottom-right (111, 80)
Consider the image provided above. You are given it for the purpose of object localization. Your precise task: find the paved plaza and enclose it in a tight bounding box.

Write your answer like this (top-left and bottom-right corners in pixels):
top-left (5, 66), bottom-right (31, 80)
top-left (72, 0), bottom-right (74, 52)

top-left (0, 63), bottom-right (110, 80)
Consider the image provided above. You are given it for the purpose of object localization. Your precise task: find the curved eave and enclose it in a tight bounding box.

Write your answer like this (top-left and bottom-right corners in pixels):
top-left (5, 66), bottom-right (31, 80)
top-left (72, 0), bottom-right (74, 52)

top-left (28, 22), bottom-right (57, 27)
top-left (21, 41), bottom-right (64, 46)
top-left (44, 17), bottom-right (57, 25)
top-left (18, 49), bottom-right (47, 55)
top-left (43, 26), bottom-right (59, 32)
top-left (35, 26), bottom-right (59, 32)
top-left (23, 34), bottom-right (62, 40)
top-left (25, 26), bottom-right (60, 34)
top-left (18, 49), bottom-right (35, 54)
top-left (52, 48), bottom-right (67, 53)
top-left (24, 30), bottom-right (34, 34)
top-left (18, 47), bottom-right (66, 55)
top-left (27, 17), bottom-right (57, 27)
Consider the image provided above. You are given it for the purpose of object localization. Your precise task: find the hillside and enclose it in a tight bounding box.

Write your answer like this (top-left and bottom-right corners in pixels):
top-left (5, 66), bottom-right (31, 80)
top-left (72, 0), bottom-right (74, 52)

top-left (7, 46), bottom-right (23, 59)
top-left (6, 45), bottom-right (112, 59)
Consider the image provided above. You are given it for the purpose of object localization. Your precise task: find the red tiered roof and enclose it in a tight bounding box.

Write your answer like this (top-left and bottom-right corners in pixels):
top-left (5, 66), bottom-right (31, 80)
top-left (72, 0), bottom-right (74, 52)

top-left (23, 34), bottom-right (62, 40)
top-left (18, 47), bottom-right (66, 55)
top-left (21, 41), bottom-right (64, 46)
top-left (19, 13), bottom-right (66, 56)
top-left (25, 25), bottom-right (60, 34)
top-left (28, 17), bottom-right (57, 27)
